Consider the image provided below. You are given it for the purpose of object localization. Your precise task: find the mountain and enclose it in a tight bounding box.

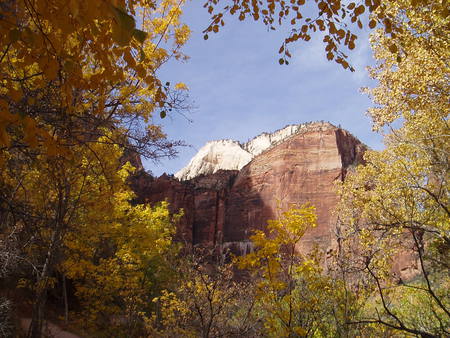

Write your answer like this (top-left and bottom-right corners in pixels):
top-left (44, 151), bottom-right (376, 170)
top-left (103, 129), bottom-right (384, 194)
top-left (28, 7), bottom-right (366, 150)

top-left (134, 121), bottom-right (367, 258)
top-left (174, 140), bottom-right (252, 181)
top-left (175, 124), bottom-right (310, 181)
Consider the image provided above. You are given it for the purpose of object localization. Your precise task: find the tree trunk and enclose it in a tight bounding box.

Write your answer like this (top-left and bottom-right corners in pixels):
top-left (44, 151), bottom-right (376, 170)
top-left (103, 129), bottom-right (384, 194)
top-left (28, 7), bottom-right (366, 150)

top-left (63, 274), bottom-right (69, 324)
top-left (28, 223), bottom-right (62, 338)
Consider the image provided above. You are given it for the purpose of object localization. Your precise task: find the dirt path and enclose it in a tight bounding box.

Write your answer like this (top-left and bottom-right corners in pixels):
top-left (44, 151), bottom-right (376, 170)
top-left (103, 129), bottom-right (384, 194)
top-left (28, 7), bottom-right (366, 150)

top-left (20, 318), bottom-right (81, 338)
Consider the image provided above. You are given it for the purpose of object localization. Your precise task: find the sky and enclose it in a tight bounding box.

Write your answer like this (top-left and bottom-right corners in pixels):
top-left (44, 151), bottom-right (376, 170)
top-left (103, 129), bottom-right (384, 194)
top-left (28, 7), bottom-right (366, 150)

top-left (144, 1), bottom-right (383, 176)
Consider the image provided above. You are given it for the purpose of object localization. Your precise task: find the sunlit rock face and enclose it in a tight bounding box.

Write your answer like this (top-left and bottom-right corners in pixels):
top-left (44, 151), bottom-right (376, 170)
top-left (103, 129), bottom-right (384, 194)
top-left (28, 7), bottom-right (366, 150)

top-left (243, 124), bottom-right (303, 156)
top-left (223, 122), bottom-right (366, 255)
top-left (175, 124), bottom-right (309, 181)
top-left (175, 140), bottom-right (252, 181)
top-left (136, 122), bottom-right (367, 257)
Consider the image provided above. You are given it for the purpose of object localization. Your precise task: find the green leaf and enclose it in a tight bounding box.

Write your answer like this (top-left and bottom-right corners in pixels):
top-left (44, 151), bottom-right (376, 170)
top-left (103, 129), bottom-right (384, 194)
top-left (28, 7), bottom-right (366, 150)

top-left (111, 6), bottom-right (136, 46)
top-left (113, 6), bottom-right (135, 31)
top-left (160, 111), bottom-right (166, 119)
top-left (133, 29), bottom-right (147, 44)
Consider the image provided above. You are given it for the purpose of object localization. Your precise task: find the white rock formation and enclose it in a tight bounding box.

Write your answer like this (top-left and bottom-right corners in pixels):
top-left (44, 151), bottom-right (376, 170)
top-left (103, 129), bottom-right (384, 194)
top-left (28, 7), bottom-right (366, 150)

top-left (175, 124), bottom-right (309, 181)
top-left (174, 140), bottom-right (252, 181)
top-left (244, 124), bottom-right (304, 156)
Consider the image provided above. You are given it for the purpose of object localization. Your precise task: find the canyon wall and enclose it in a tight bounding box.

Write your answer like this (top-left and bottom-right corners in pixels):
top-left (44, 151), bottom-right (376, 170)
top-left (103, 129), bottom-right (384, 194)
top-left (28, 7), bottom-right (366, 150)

top-left (135, 122), bottom-right (366, 256)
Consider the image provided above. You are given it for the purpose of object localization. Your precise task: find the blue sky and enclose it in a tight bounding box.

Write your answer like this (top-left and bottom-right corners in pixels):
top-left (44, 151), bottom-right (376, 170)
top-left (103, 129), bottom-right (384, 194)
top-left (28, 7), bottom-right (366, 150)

top-left (144, 1), bottom-right (383, 176)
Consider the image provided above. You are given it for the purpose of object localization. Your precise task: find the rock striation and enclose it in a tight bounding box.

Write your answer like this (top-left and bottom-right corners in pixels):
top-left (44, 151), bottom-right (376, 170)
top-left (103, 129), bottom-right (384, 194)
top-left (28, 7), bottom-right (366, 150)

top-left (174, 124), bottom-right (309, 181)
top-left (136, 122), bottom-right (367, 256)
top-left (175, 140), bottom-right (252, 181)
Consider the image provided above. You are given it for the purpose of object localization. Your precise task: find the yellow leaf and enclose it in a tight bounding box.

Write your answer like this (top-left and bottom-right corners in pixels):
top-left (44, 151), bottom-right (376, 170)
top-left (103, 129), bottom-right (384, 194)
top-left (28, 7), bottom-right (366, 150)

top-left (174, 82), bottom-right (188, 90)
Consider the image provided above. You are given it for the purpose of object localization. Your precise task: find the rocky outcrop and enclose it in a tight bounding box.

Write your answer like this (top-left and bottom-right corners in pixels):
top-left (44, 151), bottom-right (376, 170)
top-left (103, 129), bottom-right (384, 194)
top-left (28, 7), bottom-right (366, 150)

top-left (137, 170), bottom-right (239, 245)
top-left (174, 124), bottom-right (312, 181)
top-left (222, 122), bottom-right (365, 255)
top-left (136, 122), bottom-right (367, 255)
top-left (175, 140), bottom-right (251, 181)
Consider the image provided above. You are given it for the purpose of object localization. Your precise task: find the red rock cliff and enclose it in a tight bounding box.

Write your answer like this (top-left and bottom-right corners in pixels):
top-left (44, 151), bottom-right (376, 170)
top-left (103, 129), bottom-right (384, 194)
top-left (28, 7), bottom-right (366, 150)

top-left (222, 123), bottom-right (365, 255)
top-left (135, 122), bottom-right (366, 254)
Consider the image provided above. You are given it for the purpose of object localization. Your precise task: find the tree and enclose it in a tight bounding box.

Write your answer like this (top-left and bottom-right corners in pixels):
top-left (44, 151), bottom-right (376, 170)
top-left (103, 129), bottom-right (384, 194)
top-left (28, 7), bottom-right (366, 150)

top-left (236, 205), bottom-right (360, 337)
top-left (0, 297), bottom-right (12, 337)
top-left (336, 0), bottom-right (449, 335)
top-left (1, 2), bottom-right (191, 335)
top-left (203, 0), bottom-right (448, 70)
top-left (0, 0), bottom-right (190, 156)
top-left (149, 249), bottom-right (259, 337)
top-left (0, 132), bottom-right (182, 336)
top-left (62, 191), bottom-right (180, 336)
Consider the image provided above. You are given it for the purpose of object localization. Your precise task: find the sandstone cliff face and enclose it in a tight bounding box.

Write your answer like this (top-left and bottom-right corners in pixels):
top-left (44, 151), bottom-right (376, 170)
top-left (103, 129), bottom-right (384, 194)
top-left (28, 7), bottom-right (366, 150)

top-left (222, 123), bottom-right (365, 255)
top-left (174, 124), bottom-right (310, 181)
top-left (137, 170), bottom-right (238, 246)
top-left (136, 122), bottom-right (366, 255)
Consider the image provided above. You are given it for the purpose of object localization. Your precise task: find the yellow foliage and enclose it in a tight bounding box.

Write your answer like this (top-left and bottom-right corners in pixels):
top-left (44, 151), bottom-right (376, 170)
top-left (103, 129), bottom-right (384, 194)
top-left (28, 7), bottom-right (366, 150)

top-left (0, 0), bottom-right (191, 153)
top-left (235, 204), bottom-right (350, 336)
top-left (336, 1), bottom-right (449, 335)
top-left (0, 129), bottom-right (180, 335)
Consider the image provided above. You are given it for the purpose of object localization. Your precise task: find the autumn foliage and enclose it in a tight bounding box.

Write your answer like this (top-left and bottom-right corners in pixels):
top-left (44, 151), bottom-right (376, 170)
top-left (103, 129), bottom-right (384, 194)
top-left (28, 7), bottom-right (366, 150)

top-left (0, 0), bottom-right (448, 336)
top-left (0, 0), bottom-right (190, 155)
top-left (1, 0), bottom-right (190, 336)
top-left (335, 0), bottom-right (449, 335)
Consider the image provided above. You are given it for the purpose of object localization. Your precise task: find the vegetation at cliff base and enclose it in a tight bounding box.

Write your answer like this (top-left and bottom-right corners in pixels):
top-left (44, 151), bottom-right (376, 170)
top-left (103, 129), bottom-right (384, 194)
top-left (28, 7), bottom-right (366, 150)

top-left (0, 0), bottom-right (448, 337)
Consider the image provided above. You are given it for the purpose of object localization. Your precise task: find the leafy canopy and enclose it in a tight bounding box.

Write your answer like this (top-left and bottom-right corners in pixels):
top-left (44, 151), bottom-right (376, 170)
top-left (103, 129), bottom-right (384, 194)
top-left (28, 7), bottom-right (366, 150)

top-left (237, 205), bottom-right (355, 337)
top-left (336, 0), bottom-right (449, 335)
top-left (203, 0), bottom-right (449, 70)
top-left (0, 0), bottom-right (190, 155)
